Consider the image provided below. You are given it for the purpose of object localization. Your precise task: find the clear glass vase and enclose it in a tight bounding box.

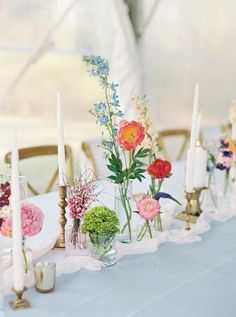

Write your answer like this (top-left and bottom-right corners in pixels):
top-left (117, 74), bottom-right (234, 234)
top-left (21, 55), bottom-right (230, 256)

top-left (22, 238), bottom-right (33, 277)
top-left (10, 239), bottom-right (33, 277)
top-left (201, 170), bottom-right (218, 213)
top-left (201, 186), bottom-right (218, 213)
top-left (65, 224), bottom-right (89, 256)
top-left (115, 182), bottom-right (133, 243)
top-left (89, 233), bottom-right (116, 267)
top-left (136, 219), bottom-right (159, 241)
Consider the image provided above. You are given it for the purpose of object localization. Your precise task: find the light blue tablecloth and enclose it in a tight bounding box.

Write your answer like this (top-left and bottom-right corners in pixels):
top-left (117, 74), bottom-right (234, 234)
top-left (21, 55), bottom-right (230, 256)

top-left (4, 214), bottom-right (236, 317)
top-left (3, 161), bottom-right (236, 316)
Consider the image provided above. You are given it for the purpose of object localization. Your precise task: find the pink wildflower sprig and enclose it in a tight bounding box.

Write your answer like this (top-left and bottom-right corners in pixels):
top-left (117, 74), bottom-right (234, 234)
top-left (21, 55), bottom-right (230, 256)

top-left (67, 171), bottom-right (101, 247)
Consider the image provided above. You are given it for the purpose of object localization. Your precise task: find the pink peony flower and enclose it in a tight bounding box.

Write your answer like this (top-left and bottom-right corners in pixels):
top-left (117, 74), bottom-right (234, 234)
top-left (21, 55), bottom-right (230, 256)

top-left (132, 193), bottom-right (148, 203)
top-left (0, 201), bottom-right (44, 237)
top-left (137, 197), bottom-right (160, 220)
top-left (116, 120), bottom-right (145, 151)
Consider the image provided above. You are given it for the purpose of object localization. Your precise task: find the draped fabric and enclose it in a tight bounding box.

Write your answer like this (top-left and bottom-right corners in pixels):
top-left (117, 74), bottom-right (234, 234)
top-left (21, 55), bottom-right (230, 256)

top-left (139, 0), bottom-right (236, 129)
top-left (0, 0), bottom-right (140, 119)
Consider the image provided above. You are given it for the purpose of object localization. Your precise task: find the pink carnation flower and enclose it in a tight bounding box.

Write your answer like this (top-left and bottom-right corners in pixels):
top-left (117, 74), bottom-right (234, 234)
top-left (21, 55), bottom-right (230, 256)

top-left (21, 201), bottom-right (44, 236)
top-left (137, 197), bottom-right (160, 220)
top-left (0, 201), bottom-right (44, 237)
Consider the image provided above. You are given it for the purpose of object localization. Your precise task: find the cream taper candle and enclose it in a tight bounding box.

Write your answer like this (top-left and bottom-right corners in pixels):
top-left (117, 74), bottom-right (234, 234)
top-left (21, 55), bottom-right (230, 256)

top-left (11, 130), bottom-right (24, 291)
top-left (231, 123), bottom-right (236, 140)
top-left (57, 92), bottom-right (67, 186)
top-left (193, 145), bottom-right (207, 188)
top-left (196, 112), bottom-right (202, 143)
top-left (186, 84), bottom-right (199, 193)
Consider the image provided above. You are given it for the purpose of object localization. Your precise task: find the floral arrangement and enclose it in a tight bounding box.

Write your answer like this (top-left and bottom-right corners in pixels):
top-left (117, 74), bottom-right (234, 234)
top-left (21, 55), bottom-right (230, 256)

top-left (82, 206), bottom-right (119, 263)
top-left (82, 206), bottom-right (120, 236)
top-left (208, 139), bottom-right (236, 191)
top-left (82, 56), bottom-right (150, 241)
top-left (67, 171), bottom-right (100, 248)
top-left (133, 97), bottom-right (180, 240)
top-left (0, 201), bottom-right (44, 237)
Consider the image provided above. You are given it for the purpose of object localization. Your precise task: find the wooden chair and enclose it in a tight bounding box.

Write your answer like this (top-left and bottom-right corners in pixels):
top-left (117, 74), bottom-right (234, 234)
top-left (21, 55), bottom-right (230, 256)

top-left (4, 145), bottom-right (73, 195)
top-left (157, 129), bottom-right (190, 161)
top-left (81, 141), bottom-right (98, 176)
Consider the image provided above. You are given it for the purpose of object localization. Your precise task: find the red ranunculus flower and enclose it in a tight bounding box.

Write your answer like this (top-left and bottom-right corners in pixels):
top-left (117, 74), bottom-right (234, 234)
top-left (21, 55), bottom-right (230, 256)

top-left (147, 158), bottom-right (171, 179)
top-left (117, 120), bottom-right (145, 151)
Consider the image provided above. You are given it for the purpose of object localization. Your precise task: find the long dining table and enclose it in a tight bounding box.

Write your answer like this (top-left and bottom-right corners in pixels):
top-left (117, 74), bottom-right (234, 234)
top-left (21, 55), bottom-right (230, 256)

top-left (3, 161), bottom-right (236, 317)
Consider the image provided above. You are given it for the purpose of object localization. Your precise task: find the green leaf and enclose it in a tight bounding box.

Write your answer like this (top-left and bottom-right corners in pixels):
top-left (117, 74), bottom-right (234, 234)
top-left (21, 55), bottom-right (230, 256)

top-left (134, 168), bottom-right (146, 174)
top-left (108, 175), bottom-right (117, 181)
top-left (107, 165), bottom-right (118, 173)
top-left (133, 159), bottom-right (144, 166)
top-left (136, 175), bottom-right (143, 182)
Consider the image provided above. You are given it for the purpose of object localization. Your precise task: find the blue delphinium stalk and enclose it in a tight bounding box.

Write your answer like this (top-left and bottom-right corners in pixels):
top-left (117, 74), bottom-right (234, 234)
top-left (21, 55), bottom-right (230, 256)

top-left (82, 55), bottom-right (124, 157)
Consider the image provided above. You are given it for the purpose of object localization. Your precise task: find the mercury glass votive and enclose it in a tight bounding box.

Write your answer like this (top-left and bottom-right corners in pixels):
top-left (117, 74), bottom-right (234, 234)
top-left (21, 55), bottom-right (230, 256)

top-left (34, 262), bottom-right (56, 293)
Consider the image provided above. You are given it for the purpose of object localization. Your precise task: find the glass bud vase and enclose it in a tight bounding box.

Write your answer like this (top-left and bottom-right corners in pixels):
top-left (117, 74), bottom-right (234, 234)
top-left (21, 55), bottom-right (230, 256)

top-left (22, 238), bottom-right (33, 277)
top-left (136, 219), bottom-right (159, 241)
top-left (65, 222), bottom-right (89, 256)
top-left (89, 233), bottom-right (116, 267)
top-left (201, 170), bottom-right (218, 213)
top-left (115, 182), bottom-right (133, 243)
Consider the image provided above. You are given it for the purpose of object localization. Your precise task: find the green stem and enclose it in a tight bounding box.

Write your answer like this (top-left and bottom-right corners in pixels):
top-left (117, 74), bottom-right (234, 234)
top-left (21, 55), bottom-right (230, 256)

top-left (146, 220), bottom-right (153, 239)
top-left (137, 222), bottom-right (146, 241)
top-left (22, 247), bottom-right (28, 273)
top-left (157, 179), bottom-right (164, 192)
top-left (157, 214), bottom-right (163, 232)
top-left (139, 224), bottom-right (148, 241)
top-left (119, 185), bottom-right (132, 241)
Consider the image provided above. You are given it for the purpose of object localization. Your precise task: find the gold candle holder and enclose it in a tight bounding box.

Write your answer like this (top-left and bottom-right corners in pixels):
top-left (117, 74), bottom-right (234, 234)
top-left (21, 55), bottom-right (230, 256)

top-left (191, 187), bottom-right (204, 217)
top-left (54, 185), bottom-right (67, 250)
top-left (176, 188), bottom-right (204, 224)
top-left (185, 192), bottom-right (193, 231)
top-left (9, 287), bottom-right (31, 310)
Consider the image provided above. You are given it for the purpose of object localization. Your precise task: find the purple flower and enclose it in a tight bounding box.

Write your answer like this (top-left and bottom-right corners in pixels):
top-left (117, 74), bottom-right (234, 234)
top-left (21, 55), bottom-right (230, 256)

top-left (154, 192), bottom-right (181, 205)
top-left (222, 150), bottom-right (233, 158)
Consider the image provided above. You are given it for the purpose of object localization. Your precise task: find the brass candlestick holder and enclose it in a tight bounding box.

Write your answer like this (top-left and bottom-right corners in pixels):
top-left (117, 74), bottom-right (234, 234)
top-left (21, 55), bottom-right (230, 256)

top-left (54, 185), bottom-right (67, 250)
top-left (176, 187), bottom-right (204, 224)
top-left (185, 192), bottom-right (193, 230)
top-left (191, 187), bottom-right (204, 217)
top-left (9, 287), bottom-right (31, 310)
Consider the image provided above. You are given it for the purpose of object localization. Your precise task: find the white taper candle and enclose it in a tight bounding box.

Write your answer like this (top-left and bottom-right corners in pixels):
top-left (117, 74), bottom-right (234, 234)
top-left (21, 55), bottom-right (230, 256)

top-left (196, 112), bottom-right (202, 143)
top-left (193, 145), bottom-right (207, 188)
top-left (57, 92), bottom-right (67, 186)
top-left (186, 84), bottom-right (199, 193)
top-left (11, 130), bottom-right (24, 291)
top-left (231, 123), bottom-right (236, 140)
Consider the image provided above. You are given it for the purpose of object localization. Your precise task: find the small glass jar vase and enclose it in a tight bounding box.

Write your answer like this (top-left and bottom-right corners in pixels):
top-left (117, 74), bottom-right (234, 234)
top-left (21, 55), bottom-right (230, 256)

top-left (65, 224), bottom-right (89, 256)
top-left (89, 233), bottom-right (116, 267)
top-left (115, 182), bottom-right (133, 243)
